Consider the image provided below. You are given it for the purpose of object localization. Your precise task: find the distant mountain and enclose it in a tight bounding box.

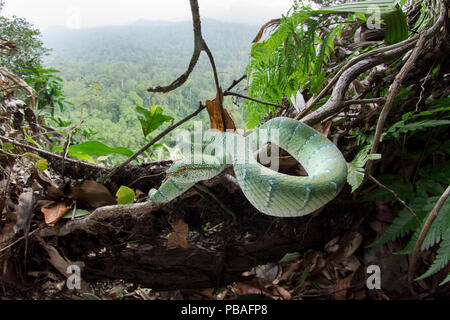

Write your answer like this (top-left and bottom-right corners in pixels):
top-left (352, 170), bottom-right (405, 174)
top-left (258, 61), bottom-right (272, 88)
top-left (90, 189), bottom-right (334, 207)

top-left (40, 19), bottom-right (259, 158)
top-left (43, 19), bottom-right (258, 69)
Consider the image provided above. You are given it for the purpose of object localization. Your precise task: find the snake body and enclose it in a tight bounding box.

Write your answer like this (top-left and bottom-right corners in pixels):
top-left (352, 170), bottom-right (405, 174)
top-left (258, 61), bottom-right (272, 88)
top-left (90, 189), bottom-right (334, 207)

top-left (149, 117), bottom-right (347, 217)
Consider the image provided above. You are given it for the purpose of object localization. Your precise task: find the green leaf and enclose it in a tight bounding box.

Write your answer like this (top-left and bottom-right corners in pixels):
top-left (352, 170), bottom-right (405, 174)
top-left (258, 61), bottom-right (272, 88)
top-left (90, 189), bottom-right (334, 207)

top-left (116, 186), bottom-right (135, 205)
top-left (439, 273), bottom-right (450, 286)
top-left (279, 252), bottom-right (300, 263)
top-left (35, 159), bottom-right (49, 172)
top-left (135, 105), bottom-right (173, 137)
top-left (347, 145), bottom-right (381, 192)
top-left (416, 226), bottom-right (450, 281)
top-left (62, 209), bottom-right (91, 219)
top-left (68, 141), bottom-right (134, 158)
top-left (316, 0), bottom-right (399, 15)
top-left (384, 5), bottom-right (408, 45)
top-left (368, 196), bottom-right (441, 248)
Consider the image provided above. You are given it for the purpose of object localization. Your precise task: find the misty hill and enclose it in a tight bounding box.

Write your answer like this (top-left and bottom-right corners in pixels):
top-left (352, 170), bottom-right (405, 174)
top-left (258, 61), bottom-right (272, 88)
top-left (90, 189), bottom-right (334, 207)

top-left (42, 19), bottom-right (259, 160)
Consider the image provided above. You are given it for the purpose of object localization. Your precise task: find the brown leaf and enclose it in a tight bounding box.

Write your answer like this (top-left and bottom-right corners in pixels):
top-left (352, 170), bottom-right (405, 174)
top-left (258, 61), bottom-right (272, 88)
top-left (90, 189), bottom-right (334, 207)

top-left (70, 180), bottom-right (116, 208)
top-left (327, 232), bottom-right (363, 264)
top-left (41, 202), bottom-right (71, 226)
top-left (40, 241), bottom-right (90, 293)
top-left (234, 279), bottom-right (271, 296)
top-left (334, 271), bottom-right (356, 300)
top-left (313, 120), bottom-right (332, 138)
top-left (272, 285), bottom-right (291, 300)
top-left (14, 190), bottom-right (34, 234)
top-left (252, 19), bottom-right (281, 43)
top-left (32, 168), bottom-right (56, 190)
top-left (205, 90), bottom-right (236, 132)
top-left (167, 218), bottom-right (189, 248)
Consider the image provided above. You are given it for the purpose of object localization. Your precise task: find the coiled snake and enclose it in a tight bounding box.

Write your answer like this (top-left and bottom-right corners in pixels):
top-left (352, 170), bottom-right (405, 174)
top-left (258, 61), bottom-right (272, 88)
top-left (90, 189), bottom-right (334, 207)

top-left (149, 117), bottom-right (347, 217)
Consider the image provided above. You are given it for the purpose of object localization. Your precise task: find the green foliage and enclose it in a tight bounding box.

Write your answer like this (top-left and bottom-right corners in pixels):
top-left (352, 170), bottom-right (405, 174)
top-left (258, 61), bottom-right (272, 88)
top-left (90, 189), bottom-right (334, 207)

top-left (384, 5), bottom-right (408, 45)
top-left (135, 105), bottom-right (173, 138)
top-left (62, 209), bottom-right (90, 219)
top-left (116, 186), bottom-right (135, 205)
top-left (355, 86), bottom-right (450, 284)
top-left (244, 0), bottom-right (407, 128)
top-left (0, 5), bottom-right (50, 73)
top-left (19, 66), bottom-right (72, 115)
top-left (347, 145), bottom-right (381, 192)
top-left (53, 141), bottom-right (134, 164)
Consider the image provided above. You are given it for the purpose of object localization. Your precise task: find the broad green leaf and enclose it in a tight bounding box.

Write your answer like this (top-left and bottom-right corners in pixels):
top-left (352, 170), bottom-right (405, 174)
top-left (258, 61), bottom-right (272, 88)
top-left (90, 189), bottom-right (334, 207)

top-left (116, 186), bottom-right (135, 205)
top-left (279, 252), bottom-right (300, 263)
top-left (135, 105), bottom-right (173, 137)
top-left (347, 145), bottom-right (381, 192)
top-left (68, 141), bottom-right (134, 158)
top-left (62, 209), bottom-right (91, 219)
top-left (384, 5), bottom-right (408, 45)
top-left (316, 0), bottom-right (399, 15)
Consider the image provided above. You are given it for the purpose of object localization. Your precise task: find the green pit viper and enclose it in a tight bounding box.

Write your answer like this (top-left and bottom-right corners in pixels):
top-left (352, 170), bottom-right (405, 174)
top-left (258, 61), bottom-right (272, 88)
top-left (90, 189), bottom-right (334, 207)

top-left (149, 117), bottom-right (347, 217)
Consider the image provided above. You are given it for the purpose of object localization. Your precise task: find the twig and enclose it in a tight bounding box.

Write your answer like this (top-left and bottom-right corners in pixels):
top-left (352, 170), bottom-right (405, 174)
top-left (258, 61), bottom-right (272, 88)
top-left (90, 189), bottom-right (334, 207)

top-left (61, 130), bottom-right (72, 182)
top-left (0, 67), bottom-right (37, 108)
top-left (365, 32), bottom-right (428, 179)
top-left (128, 172), bottom-right (165, 187)
top-left (368, 174), bottom-right (420, 223)
top-left (147, 0), bottom-right (203, 93)
top-left (203, 41), bottom-right (227, 130)
top-left (194, 184), bottom-right (237, 223)
top-left (0, 135), bottom-right (105, 172)
top-left (223, 91), bottom-right (286, 109)
top-left (148, 0), bottom-right (227, 130)
top-left (341, 97), bottom-right (386, 107)
top-left (408, 186), bottom-right (450, 282)
top-left (0, 229), bottom-right (39, 253)
top-left (225, 75), bottom-right (246, 92)
top-left (101, 103), bottom-right (206, 183)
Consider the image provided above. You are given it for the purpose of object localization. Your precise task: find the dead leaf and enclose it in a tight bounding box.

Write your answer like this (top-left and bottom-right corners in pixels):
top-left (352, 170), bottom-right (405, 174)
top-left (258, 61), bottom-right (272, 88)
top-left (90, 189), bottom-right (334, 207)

top-left (40, 240), bottom-right (90, 292)
top-left (205, 90), bottom-right (236, 132)
top-left (327, 232), bottom-right (363, 264)
top-left (334, 271), bottom-right (356, 300)
top-left (167, 218), bottom-right (189, 248)
top-left (247, 263), bottom-right (279, 283)
top-left (280, 260), bottom-right (301, 282)
top-left (41, 202), bottom-right (71, 226)
top-left (272, 284), bottom-right (291, 300)
top-left (32, 168), bottom-right (56, 190)
top-left (70, 180), bottom-right (116, 208)
top-left (313, 120), bottom-right (332, 138)
top-left (14, 190), bottom-right (34, 234)
top-left (234, 279), bottom-right (271, 296)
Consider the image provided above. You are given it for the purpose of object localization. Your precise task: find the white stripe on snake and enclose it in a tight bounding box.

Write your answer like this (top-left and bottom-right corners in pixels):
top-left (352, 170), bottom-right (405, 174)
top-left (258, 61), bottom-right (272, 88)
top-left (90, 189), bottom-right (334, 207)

top-left (149, 117), bottom-right (348, 217)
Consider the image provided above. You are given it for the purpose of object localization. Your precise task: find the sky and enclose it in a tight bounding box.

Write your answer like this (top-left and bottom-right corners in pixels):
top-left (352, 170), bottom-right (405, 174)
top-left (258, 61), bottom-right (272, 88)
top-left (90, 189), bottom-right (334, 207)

top-left (2, 0), bottom-right (294, 30)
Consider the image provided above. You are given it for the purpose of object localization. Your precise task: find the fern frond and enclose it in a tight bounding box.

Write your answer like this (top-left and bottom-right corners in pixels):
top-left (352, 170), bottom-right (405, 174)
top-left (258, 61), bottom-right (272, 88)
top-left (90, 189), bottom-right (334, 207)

top-left (368, 196), bottom-right (441, 247)
top-left (397, 204), bottom-right (450, 254)
top-left (416, 226), bottom-right (450, 281)
top-left (439, 273), bottom-right (450, 286)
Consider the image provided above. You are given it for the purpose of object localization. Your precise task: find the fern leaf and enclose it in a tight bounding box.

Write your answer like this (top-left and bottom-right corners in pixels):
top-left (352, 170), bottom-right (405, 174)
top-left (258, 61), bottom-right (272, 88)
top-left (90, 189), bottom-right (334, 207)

top-left (416, 226), bottom-right (450, 281)
top-left (368, 196), bottom-right (441, 248)
top-left (439, 273), bottom-right (450, 286)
